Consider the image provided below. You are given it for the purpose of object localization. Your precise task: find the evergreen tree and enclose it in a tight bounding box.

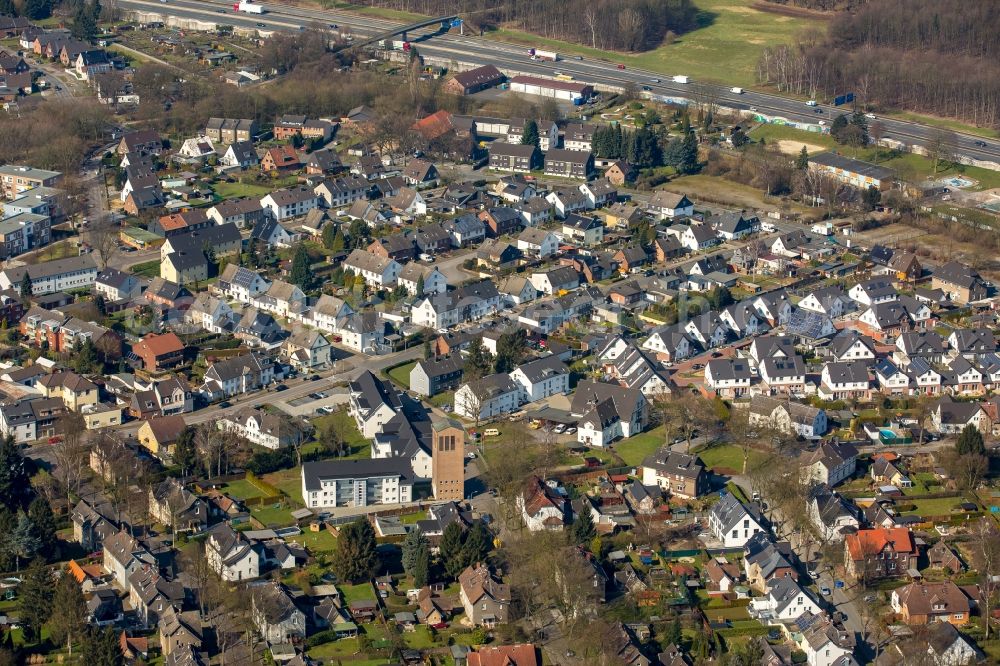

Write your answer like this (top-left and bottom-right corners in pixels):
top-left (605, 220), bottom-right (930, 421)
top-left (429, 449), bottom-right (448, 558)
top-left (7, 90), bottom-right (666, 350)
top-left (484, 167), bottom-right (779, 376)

top-left (73, 338), bottom-right (100, 374)
top-left (628, 127), bottom-right (663, 169)
top-left (0, 0), bottom-right (16, 18)
top-left (18, 559), bottom-right (53, 645)
top-left (289, 245), bottom-right (312, 289)
top-left (830, 114), bottom-right (850, 143)
top-left (27, 497), bottom-right (57, 560)
top-left (520, 120), bottom-right (539, 148)
top-left (401, 528), bottom-right (427, 576)
top-left (410, 541), bottom-right (429, 587)
top-left (0, 436), bottom-right (30, 512)
top-left (422, 338), bottom-right (433, 360)
top-left (493, 329), bottom-right (526, 374)
top-left (730, 126), bottom-right (749, 148)
top-left (795, 145), bottom-right (809, 170)
top-left (94, 294), bottom-right (107, 316)
top-left (463, 338), bottom-right (493, 382)
top-left (321, 223), bottom-right (337, 250)
top-left (10, 512), bottom-right (39, 571)
top-left (676, 131), bottom-right (700, 174)
top-left (956, 424), bottom-right (985, 456)
top-left (331, 519), bottom-right (379, 583)
top-left (80, 626), bottom-right (124, 665)
top-left (439, 522), bottom-right (466, 579)
top-left (330, 227), bottom-right (346, 252)
top-left (71, 0), bottom-right (98, 40)
top-left (0, 509), bottom-right (14, 572)
top-left (22, 0), bottom-right (52, 20)
top-left (416, 274), bottom-right (425, 295)
top-left (19, 273), bottom-right (31, 299)
top-left (570, 506), bottom-right (595, 544)
top-left (862, 186), bottom-right (882, 211)
top-left (173, 426), bottom-right (200, 477)
top-left (664, 617), bottom-right (682, 646)
top-left (49, 570), bottom-right (86, 654)
top-left (459, 520), bottom-right (491, 567)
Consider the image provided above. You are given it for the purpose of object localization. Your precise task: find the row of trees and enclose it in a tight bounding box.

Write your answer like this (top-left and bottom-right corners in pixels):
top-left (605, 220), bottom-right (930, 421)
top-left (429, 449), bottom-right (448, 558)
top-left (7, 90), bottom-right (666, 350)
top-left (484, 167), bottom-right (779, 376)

top-left (346, 0), bottom-right (698, 52)
top-left (756, 1), bottom-right (1000, 128)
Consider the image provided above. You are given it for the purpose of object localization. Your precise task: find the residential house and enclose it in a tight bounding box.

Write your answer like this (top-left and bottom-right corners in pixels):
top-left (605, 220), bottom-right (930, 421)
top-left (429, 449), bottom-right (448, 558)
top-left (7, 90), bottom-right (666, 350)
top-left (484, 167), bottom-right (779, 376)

top-left (489, 143), bottom-right (540, 173)
top-left (137, 414), bottom-right (187, 461)
top-left (561, 213), bottom-right (604, 246)
top-left (648, 192), bottom-right (694, 220)
top-left (455, 373), bottom-right (521, 421)
top-left (709, 493), bottom-right (767, 548)
top-left (441, 214), bottom-right (486, 248)
top-left (199, 353), bottom-right (275, 401)
top-left (216, 264), bottom-right (270, 303)
top-left (252, 582), bottom-right (306, 644)
top-left (891, 581), bottom-right (970, 626)
top-left (343, 249), bottom-right (401, 289)
top-left (219, 140), bottom-right (260, 170)
top-left (641, 450), bottom-right (707, 499)
top-left (932, 397), bottom-right (991, 434)
top-left (205, 117), bottom-right (259, 144)
top-left (410, 356), bottom-right (464, 397)
top-left (36, 371), bottom-right (99, 411)
top-left (260, 186), bottom-right (318, 221)
top-left (749, 395), bottom-right (828, 438)
top-left (280, 329), bottom-right (331, 371)
top-left (148, 478), bottom-right (207, 533)
top-left (314, 175), bottom-right (371, 209)
top-left (300, 458), bottom-right (414, 509)
top-left (459, 563), bottom-right (510, 627)
top-left (711, 212), bottom-right (760, 241)
top-left (510, 355), bottom-right (569, 402)
top-left (750, 577), bottom-right (821, 623)
top-left (479, 206), bottom-right (524, 237)
top-left (808, 485), bottom-right (860, 542)
top-left (260, 146), bottom-right (300, 173)
top-left (518, 476), bottom-right (569, 531)
top-left (704, 358), bottom-right (753, 397)
top-left (931, 261), bottom-right (988, 304)
top-left (545, 188), bottom-right (589, 219)
top-left (818, 361), bottom-right (871, 401)
top-left (544, 149), bottom-right (594, 180)
top-left (802, 441), bottom-right (858, 487)
top-left (517, 228), bottom-right (559, 258)
top-left (132, 332), bottom-right (186, 372)
top-left (744, 532), bottom-right (797, 592)
top-left (845, 528), bottom-right (917, 582)
top-left (402, 159), bottom-right (440, 189)
top-left (207, 197), bottom-right (267, 228)
top-left (219, 407), bottom-right (309, 450)
top-left (205, 522), bottom-right (260, 581)
top-left (571, 380), bottom-right (646, 448)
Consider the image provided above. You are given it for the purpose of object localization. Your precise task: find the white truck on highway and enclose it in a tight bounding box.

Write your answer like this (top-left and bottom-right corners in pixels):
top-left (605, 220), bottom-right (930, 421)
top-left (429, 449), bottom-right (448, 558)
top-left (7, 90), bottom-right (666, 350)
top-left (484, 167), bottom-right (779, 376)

top-left (233, 1), bottom-right (264, 13)
top-left (730, 87), bottom-right (743, 94)
top-left (672, 75), bottom-right (690, 84)
top-left (529, 48), bottom-right (558, 62)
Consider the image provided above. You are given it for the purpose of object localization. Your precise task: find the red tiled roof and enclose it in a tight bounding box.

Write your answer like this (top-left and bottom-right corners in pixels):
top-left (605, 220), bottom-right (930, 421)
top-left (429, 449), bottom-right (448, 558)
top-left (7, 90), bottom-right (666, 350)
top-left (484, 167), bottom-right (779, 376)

top-left (468, 644), bottom-right (539, 666)
top-left (846, 528), bottom-right (916, 561)
top-left (134, 332), bottom-right (184, 358)
top-left (411, 110), bottom-right (453, 141)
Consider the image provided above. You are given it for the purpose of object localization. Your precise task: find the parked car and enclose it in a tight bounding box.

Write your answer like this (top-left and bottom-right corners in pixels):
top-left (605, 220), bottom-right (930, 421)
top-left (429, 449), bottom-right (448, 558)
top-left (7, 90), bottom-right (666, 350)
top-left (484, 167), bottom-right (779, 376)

top-left (274, 384), bottom-right (288, 391)
top-left (219, 401), bottom-right (232, 408)
top-left (820, 586), bottom-right (832, 597)
top-left (553, 424), bottom-right (566, 433)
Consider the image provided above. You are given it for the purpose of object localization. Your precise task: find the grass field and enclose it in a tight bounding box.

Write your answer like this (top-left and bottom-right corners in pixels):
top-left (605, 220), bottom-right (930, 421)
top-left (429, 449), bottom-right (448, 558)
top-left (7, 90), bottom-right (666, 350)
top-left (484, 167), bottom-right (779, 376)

top-left (614, 426), bottom-right (666, 467)
top-left (694, 443), bottom-right (766, 474)
top-left (261, 467), bottom-right (306, 505)
top-left (131, 259), bottom-right (161, 278)
top-left (486, 0), bottom-right (821, 88)
top-left (663, 174), bottom-right (814, 214)
top-left (339, 583), bottom-right (377, 604)
top-left (292, 528), bottom-right (339, 552)
top-left (213, 180), bottom-right (275, 199)
top-left (899, 497), bottom-right (966, 517)
top-left (251, 503), bottom-right (294, 527)
top-left (222, 478), bottom-right (265, 501)
top-left (386, 361), bottom-right (416, 389)
top-left (312, 410), bottom-right (371, 458)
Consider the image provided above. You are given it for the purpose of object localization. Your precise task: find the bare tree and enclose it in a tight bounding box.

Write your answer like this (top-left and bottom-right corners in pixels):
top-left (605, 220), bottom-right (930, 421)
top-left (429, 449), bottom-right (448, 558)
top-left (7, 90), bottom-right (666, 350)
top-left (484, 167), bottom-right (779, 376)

top-left (973, 519), bottom-right (1000, 639)
top-left (88, 218), bottom-right (120, 270)
top-left (53, 412), bottom-right (90, 509)
top-left (927, 128), bottom-right (957, 174)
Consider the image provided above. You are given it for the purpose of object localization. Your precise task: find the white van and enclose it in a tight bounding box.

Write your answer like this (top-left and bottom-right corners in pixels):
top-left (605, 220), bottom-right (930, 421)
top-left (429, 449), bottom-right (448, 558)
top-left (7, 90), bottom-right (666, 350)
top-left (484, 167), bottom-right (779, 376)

top-left (806, 100), bottom-right (818, 106)
top-left (484, 428), bottom-right (500, 437)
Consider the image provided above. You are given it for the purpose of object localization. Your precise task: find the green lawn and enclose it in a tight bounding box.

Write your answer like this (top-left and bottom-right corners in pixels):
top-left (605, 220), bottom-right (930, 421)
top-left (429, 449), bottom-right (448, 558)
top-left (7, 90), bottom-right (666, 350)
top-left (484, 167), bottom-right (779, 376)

top-left (339, 583), bottom-right (376, 604)
top-left (222, 478), bottom-right (265, 502)
top-left (400, 510), bottom-right (427, 524)
top-left (614, 426), bottom-right (666, 467)
top-left (694, 443), bottom-right (766, 474)
top-left (131, 259), bottom-right (161, 278)
top-left (487, 0), bottom-right (822, 88)
top-left (386, 361), bottom-right (416, 390)
top-left (403, 625), bottom-right (436, 649)
top-left (293, 528), bottom-right (338, 553)
top-left (313, 410), bottom-right (370, 458)
top-left (250, 503), bottom-right (293, 527)
top-left (213, 180), bottom-right (275, 199)
top-left (749, 124), bottom-right (837, 153)
top-left (899, 497), bottom-right (966, 517)
top-left (261, 467), bottom-right (306, 505)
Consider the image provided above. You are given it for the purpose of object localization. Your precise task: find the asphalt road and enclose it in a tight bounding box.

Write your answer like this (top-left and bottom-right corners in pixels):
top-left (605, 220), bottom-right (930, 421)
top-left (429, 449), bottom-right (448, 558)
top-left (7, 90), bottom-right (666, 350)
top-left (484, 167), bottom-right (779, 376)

top-left (120, 0), bottom-right (1000, 167)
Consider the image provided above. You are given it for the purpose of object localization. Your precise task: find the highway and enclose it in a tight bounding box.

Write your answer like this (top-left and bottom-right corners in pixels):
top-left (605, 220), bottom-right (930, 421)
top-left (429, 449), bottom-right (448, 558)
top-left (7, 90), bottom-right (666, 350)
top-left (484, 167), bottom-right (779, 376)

top-left (120, 0), bottom-right (1000, 168)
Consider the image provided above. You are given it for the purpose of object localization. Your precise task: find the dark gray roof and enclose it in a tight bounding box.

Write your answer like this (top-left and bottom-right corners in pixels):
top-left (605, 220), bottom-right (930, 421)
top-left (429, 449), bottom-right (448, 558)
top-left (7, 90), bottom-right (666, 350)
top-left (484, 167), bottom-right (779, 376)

top-left (302, 458), bottom-right (413, 491)
top-left (710, 492), bottom-right (764, 533)
top-left (514, 355), bottom-right (568, 383)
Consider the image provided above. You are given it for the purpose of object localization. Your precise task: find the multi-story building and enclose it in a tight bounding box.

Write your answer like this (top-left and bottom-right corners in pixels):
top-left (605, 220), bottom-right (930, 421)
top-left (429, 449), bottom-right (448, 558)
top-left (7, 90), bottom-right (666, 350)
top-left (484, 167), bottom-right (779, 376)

top-left (641, 450), bottom-right (707, 499)
top-left (301, 459), bottom-right (414, 509)
top-left (0, 165), bottom-right (62, 199)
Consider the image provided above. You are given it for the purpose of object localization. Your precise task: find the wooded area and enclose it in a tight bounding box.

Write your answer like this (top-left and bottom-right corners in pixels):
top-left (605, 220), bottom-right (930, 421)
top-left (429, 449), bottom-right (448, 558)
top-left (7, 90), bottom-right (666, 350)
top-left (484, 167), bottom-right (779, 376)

top-left (347, 0), bottom-right (699, 52)
top-left (756, 0), bottom-right (1000, 127)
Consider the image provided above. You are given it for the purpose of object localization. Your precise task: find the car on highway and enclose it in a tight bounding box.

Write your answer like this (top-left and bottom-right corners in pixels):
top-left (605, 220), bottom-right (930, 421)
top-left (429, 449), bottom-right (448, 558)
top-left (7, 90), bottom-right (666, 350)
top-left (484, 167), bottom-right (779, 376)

top-left (617, 64), bottom-right (625, 70)
top-left (573, 56), bottom-right (583, 60)
top-left (975, 140), bottom-right (989, 147)
top-left (642, 86), bottom-right (651, 91)
top-left (806, 99), bottom-right (817, 106)
top-left (216, 7), bottom-right (225, 11)
top-left (256, 22), bottom-right (266, 27)
top-left (865, 112), bottom-right (876, 119)
top-left (274, 383), bottom-right (288, 391)
top-left (309, 374), bottom-right (320, 381)
top-left (329, 23), bottom-right (338, 28)
top-left (651, 78), bottom-right (660, 83)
